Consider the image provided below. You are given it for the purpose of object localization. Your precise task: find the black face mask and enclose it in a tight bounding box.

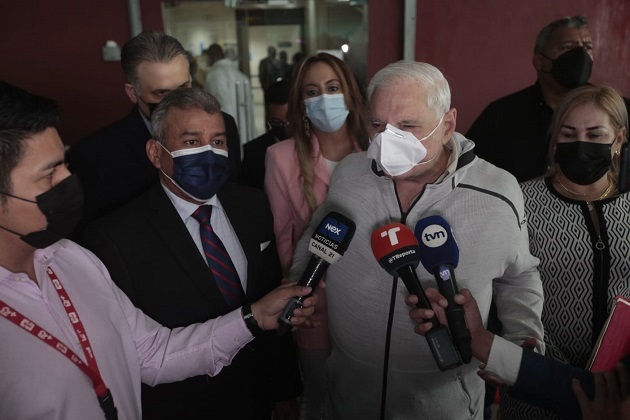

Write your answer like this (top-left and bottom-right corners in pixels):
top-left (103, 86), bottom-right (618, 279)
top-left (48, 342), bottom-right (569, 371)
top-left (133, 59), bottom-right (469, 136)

top-left (544, 47), bottom-right (593, 89)
top-left (555, 142), bottom-right (612, 185)
top-left (0, 174), bottom-right (84, 248)
top-left (136, 94), bottom-right (159, 118)
top-left (268, 121), bottom-right (291, 141)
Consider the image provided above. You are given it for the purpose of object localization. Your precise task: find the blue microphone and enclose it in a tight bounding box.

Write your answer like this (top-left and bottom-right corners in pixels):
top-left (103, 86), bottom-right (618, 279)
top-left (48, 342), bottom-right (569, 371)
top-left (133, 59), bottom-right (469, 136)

top-left (415, 215), bottom-right (472, 363)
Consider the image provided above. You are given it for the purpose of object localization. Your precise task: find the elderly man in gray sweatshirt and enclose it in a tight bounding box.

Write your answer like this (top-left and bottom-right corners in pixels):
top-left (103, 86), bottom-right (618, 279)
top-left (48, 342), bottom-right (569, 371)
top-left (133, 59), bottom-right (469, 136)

top-left (289, 61), bottom-right (545, 419)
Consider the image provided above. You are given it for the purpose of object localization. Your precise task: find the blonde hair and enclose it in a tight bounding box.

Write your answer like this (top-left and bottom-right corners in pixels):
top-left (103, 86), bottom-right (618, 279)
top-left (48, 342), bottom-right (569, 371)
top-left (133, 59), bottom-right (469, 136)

top-left (287, 53), bottom-right (368, 214)
top-left (547, 85), bottom-right (629, 184)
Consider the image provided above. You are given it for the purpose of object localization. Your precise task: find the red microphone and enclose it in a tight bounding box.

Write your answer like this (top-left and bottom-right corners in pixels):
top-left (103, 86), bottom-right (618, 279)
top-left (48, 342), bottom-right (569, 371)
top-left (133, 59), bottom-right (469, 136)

top-left (370, 223), bottom-right (462, 371)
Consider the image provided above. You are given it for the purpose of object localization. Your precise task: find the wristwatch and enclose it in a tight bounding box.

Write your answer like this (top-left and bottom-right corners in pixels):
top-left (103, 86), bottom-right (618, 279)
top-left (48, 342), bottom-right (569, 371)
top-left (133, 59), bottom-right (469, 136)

top-left (242, 303), bottom-right (263, 337)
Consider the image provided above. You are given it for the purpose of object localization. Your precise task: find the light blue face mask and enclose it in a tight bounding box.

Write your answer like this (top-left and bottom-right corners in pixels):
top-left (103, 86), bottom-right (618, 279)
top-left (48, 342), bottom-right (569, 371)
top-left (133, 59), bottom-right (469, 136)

top-left (304, 93), bottom-right (349, 133)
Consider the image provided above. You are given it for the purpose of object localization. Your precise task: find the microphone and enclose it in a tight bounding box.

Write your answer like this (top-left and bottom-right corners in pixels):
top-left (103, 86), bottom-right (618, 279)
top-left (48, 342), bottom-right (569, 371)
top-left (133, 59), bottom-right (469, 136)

top-left (415, 215), bottom-right (472, 363)
top-left (371, 223), bottom-right (462, 371)
top-left (277, 211), bottom-right (356, 336)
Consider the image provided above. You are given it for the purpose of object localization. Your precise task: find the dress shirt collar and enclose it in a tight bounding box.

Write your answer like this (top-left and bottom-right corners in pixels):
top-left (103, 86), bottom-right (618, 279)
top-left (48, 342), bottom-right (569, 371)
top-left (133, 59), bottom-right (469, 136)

top-left (160, 182), bottom-right (223, 221)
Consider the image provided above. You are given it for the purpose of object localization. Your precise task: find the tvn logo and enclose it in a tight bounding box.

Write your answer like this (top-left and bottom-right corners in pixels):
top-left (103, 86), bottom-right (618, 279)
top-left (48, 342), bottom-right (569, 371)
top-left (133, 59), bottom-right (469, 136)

top-left (318, 218), bottom-right (348, 242)
top-left (439, 267), bottom-right (450, 280)
top-left (421, 224), bottom-right (448, 248)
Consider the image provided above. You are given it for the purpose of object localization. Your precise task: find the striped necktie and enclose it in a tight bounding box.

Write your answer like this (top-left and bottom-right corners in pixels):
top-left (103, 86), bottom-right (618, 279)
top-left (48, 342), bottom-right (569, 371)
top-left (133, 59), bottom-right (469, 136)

top-left (192, 205), bottom-right (245, 310)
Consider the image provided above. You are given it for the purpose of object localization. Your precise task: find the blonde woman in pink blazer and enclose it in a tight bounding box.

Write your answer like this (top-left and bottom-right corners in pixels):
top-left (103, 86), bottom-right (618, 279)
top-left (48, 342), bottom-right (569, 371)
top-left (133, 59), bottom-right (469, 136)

top-left (265, 53), bottom-right (368, 419)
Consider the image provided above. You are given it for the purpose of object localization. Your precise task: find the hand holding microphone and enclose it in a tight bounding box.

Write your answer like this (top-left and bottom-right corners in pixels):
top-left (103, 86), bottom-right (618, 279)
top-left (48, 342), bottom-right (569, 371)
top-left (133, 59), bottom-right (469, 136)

top-left (277, 211), bottom-right (356, 336)
top-left (415, 215), bottom-right (472, 363)
top-left (370, 222), bottom-right (462, 371)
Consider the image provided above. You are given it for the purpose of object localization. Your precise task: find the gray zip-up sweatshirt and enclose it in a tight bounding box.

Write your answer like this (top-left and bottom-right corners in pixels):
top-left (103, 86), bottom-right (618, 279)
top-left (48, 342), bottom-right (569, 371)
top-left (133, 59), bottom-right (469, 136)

top-left (290, 133), bottom-right (544, 419)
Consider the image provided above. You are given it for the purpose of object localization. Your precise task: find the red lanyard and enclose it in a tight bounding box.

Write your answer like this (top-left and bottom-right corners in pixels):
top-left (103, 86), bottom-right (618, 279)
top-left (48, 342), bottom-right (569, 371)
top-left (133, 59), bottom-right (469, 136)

top-left (0, 266), bottom-right (118, 419)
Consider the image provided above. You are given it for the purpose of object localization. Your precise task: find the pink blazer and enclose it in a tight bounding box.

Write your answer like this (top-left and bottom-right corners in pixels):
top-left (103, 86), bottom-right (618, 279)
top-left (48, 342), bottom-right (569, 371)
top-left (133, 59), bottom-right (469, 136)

top-left (264, 134), bottom-right (361, 349)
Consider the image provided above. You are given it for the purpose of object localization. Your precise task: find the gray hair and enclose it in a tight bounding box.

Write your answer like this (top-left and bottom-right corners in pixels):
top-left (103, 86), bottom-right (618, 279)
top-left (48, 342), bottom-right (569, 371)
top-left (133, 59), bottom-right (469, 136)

top-left (121, 31), bottom-right (188, 90)
top-left (151, 88), bottom-right (221, 143)
top-left (366, 61), bottom-right (451, 117)
top-left (534, 15), bottom-right (589, 54)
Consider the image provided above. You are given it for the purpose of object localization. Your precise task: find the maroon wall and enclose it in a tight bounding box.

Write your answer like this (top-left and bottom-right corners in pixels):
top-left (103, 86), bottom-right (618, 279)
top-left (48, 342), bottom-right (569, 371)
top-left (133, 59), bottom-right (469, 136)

top-left (0, 0), bottom-right (163, 145)
top-left (367, 0), bottom-right (403, 81)
top-left (2, 1), bottom-right (627, 143)
top-left (415, 0), bottom-right (630, 133)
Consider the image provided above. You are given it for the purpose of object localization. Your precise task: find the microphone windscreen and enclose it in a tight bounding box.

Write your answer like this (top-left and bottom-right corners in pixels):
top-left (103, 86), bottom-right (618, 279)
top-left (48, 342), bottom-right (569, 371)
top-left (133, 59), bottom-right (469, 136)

top-left (308, 211), bottom-right (356, 264)
top-left (414, 215), bottom-right (459, 273)
top-left (370, 222), bottom-right (421, 275)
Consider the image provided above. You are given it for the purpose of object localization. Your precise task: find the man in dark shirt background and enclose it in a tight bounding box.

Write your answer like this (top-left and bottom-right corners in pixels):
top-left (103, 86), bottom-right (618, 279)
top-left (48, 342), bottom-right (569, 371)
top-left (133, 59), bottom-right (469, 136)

top-left (467, 15), bottom-right (630, 182)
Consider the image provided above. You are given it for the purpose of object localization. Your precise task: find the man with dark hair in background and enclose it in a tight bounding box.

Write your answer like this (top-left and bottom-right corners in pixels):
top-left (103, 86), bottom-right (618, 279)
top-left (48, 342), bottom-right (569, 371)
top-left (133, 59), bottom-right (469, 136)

top-left (81, 87), bottom-right (303, 420)
top-left (240, 79), bottom-right (292, 189)
top-left (68, 31), bottom-right (242, 225)
top-left (468, 15), bottom-right (630, 183)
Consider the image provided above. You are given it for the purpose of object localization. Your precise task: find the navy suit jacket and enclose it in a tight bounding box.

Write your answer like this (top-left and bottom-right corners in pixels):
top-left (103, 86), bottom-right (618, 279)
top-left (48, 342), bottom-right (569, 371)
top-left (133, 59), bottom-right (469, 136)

top-left (81, 182), bottom-right (302, 419)
top-left (68, 106), bottom-right (242, 223)
top-left (510, 350), bottom-right (630, 419)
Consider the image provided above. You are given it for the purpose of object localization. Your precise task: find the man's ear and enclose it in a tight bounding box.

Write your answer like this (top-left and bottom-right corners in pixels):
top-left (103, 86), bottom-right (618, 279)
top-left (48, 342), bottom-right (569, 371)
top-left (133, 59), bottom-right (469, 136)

top-left (532, 53), bottom-right (544, 71)
top-left (442, 108), bottom-right (457, 144)
top-left (146, 139), bottom-right (162, 168)
top-left (125, 83), bottom-right (138, 104)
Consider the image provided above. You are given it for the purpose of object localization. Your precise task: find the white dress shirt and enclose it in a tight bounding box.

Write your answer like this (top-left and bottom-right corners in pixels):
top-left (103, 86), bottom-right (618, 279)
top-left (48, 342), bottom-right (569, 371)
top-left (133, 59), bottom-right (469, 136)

top-left (161, 183), bottom-right (248, 290)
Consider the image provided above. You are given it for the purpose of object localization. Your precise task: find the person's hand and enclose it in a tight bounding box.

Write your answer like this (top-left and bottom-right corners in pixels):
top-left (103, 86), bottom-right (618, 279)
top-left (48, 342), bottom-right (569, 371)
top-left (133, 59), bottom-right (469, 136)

top-left (572, 362), bottom-right (630, 420)
top-left (521, 337), bottom-right (538, 351)
top-left (250, 281), bottom-right (319, 330)
top-left (273, 398), bottom-right (300, 420)
top-left (477, 363), bottom-right (508, 388)
top-left (406, 286), bottom-right (448, 335)
top-left (406, 288), bottom-right (494, 363)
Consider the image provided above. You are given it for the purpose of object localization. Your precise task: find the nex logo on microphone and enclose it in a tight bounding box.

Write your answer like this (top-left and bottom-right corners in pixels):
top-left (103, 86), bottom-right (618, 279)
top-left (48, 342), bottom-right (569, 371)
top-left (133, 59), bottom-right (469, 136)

top-left (317, 217), bottom-right (349, 242)
top-left (420, 224), bottom-right (448, 248)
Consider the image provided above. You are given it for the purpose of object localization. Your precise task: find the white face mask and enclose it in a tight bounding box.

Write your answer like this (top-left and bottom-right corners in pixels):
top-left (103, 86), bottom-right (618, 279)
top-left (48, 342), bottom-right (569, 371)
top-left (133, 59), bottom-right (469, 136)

top-left (367, 116), bottom-right (444, 177)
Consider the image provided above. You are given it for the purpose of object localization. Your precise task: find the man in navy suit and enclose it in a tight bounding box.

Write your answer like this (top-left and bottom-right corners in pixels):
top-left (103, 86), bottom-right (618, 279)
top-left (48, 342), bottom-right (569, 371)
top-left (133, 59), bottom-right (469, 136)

top-left (81, 87), bottom-right (302, 419)
top-left (68, 31), bottom-right (241, 224)
top-left (408, 288), bottom-right (630, 420)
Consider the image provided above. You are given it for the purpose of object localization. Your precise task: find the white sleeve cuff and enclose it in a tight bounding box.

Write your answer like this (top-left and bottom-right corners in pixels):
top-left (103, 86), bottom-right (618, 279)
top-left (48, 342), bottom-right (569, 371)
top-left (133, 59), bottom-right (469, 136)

top-left (484, 335), bottom-right (523, 387)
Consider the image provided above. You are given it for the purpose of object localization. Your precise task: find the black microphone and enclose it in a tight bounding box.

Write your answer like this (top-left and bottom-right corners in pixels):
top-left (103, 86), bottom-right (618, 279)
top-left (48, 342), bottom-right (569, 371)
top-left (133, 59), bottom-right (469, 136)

top-left (415, 215), bottom-right (472, 363)
top-left (277, 211), bottom-right (356, 336)
top-left (371, 222), bottom-right (462, 371)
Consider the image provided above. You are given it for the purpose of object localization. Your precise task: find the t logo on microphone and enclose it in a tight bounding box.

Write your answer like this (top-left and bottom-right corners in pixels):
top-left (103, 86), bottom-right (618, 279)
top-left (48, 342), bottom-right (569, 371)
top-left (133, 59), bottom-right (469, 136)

top-left (380, 226), bottom-right (401, 245)
top-left (420, 224), bottom-right (448, 248)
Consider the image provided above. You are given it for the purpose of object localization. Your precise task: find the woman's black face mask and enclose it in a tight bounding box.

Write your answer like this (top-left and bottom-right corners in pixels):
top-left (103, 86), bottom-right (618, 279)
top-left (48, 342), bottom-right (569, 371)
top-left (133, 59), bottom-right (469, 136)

top-left (555, 141), bottom-right (612, 185)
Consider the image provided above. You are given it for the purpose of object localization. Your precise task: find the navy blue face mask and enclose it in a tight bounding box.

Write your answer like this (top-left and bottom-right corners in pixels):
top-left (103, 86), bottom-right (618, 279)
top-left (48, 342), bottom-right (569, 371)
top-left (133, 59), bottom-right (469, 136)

top-left (160, 143), bottom-right (229, 201)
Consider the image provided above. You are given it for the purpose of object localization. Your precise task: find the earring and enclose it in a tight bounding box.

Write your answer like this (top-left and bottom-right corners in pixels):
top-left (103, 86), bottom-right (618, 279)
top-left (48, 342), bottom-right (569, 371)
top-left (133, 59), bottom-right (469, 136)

top-left (615, 149), bottom-right (621, 156)
top-left (303, 115), bottom-right (310, 138)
